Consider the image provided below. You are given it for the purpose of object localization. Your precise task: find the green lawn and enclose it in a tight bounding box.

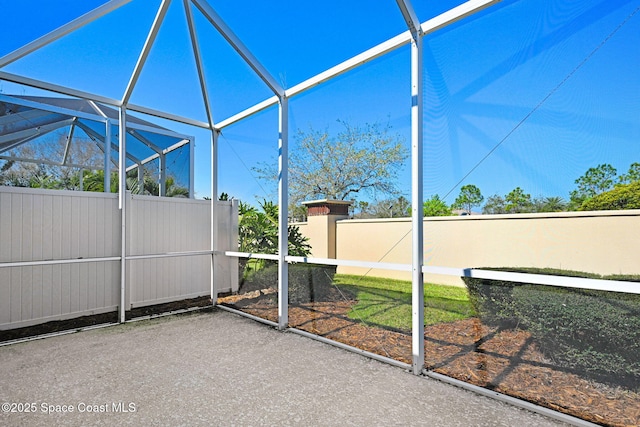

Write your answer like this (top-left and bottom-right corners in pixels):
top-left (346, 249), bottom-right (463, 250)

top-left (333, 274), bottom-right (476, 332)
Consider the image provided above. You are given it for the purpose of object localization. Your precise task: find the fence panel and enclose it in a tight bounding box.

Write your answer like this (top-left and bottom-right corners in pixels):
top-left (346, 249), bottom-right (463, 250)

top-left (0, 187), bottom-right (120, 329)
top-left (126, 195), bottom-right (238, 308)
top-left (0, 187), bottom-right (238, 330)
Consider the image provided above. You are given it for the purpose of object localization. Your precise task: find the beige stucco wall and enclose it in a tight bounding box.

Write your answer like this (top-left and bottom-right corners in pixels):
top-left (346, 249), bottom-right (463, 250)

top-left (293, 213), bottom-right (345, 258)
top-left (302, 210), bottom-right (640, 286)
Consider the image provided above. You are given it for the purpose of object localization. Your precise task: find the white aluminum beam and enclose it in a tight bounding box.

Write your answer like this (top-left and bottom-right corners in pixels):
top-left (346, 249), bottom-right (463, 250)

top-left (127, 129), bottom-right (163, 154)
top-left (0, 74), bottom-right (209, 131)
top-left (104, 119), bottom-right (112, 192)
top-left (1, 94), bottom-right (193, 145)
top-left (223, 251), bottom-right (280, 261)
top-left (75, 121), bottom-right (141, 165)
top-left (0, 256), bottom-right (121, 269)
top-left (126, 121), bottom-right (192, 140)
top-left (395, 0), bottom-right (427, 377)
top-left (0, 71), bottom-right (122, 107)
top-left (125, 152), bottom-right (162, 172)
top-left (159, 153), bottom-right (166, 196)
top-left (88, 100), bottom-right (108, 118)
top-left (286, 31), bottom-right (411, 99)
top-left (164, 138), bottom-right (191, 154)
top-left (61, 119), bottom-right (77, 165)
top-left (127, 102), bottom-right (210, 129)
top-left (410, 33), bottom-right (425, 376)
top-left (288, 0), bottom-right (499, 98)
top-left (2, 0), bottom-right (500, 139)
top-left (137, 162), bottom-right (144, 193)
top-left (0, 94), bottom-right (110, 126)
top-left (190, 0), bottom-right (285, 98)
top-left (118, 106), bottom-right (127, 323)
top-left (0, 117), bottom-right (75, 146)
top-left (0, 154), bottom-right (99, 171)
top-left (277, 97), bottom-right (289, 330)
top-left (217, 0), bottom-right (500, 130)
top-left (122, 0), bottom-right (172, 105)
top-left (0, 106), bottom-right (58, 125)
top-left (0, 0), bottom-right (133, 68)
top-left (222, 254), bottom-right (640, 297)
top-left (184, 0), bottom-right (215, 129)
top-left (125, 250), bottom-right (214, 261)
top-left (395, 0), bottom-right (423, 37)
top-left (284, 256), bottom-right (412, 271)
top-left (215, 95), bottom-right (279, 130)
top-left (0, 135), bottom-right (39, 154)
top-left (432, 267), bottom-right (640, 295)
top-left (189, 136), bottom-right (194, 198)
top-left (126, 138), bottom-right (191, 172)
top-left (210, 129), bottom-right (219, 303)
top-left (420, 0), bottom-right (500, 36)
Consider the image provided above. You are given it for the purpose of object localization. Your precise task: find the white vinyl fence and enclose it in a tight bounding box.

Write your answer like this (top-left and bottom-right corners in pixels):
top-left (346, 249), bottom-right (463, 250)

top-left (127, 193), bottom-right (238, 307)
top-left (0, 186), bottom-right (238, 330)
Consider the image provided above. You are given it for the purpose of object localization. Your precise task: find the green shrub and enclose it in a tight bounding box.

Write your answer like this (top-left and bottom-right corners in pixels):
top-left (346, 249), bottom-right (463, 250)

top-left (463, 274), bottom-right (518, 327)
top-left (579, 180), bottom-right (640, 211)
top-left (512, 285), bottom-right (640, 385)
top-left (239, 260), bottom-right (279, 293)
top-left (288, 263), bottom-right (336, 304)
top-left (463, 267), bottom-right (601, 327)
top-left (463, 268), bottom-right (640, 387)
top-left (239, 262), bottom-right (337, 304)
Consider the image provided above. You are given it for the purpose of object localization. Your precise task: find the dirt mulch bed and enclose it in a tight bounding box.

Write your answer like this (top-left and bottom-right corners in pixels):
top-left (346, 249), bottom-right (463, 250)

top-left (0, 296), bottom-right (213, 343)
top-left (219, 291), bottom-right (640, 427)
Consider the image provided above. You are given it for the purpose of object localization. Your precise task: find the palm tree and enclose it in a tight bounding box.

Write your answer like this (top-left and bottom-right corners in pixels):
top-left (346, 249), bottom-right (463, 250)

top-left (164, 176), bottom-right (189, 198)
top-left (540, 196), bottom-right (567, 212)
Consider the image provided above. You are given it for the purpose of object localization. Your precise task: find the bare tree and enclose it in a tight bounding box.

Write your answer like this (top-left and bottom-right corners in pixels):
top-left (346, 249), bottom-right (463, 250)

top-left (254, 120), bottom-right (408, 207)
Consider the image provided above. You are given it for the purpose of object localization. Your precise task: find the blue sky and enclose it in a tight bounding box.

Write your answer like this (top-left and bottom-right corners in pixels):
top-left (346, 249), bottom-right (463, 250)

top-left (1, 0), bottom-right (638, 205)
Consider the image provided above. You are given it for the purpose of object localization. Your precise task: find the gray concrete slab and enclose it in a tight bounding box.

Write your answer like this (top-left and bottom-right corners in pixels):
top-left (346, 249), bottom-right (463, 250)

top-left (0, 309), bottom-right (569, 426)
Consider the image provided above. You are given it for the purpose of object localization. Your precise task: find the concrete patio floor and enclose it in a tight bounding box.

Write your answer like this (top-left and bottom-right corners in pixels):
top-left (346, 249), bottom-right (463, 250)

top-left (0, 309), bottom-right (571, 426)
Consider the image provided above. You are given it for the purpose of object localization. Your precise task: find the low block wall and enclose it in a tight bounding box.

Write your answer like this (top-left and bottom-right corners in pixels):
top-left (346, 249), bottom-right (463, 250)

top-left (329, 210), bottom-right (640, 286)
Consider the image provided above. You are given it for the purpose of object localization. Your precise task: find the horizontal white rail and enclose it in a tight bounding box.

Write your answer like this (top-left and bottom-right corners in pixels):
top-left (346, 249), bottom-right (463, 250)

top-left (224, 251), bottom-right (279, 261)
top-left (286, 256), bottom-right (412, 272)
top-left (0, 256), bottom-right (121, 268)
top-left (458, 268), bottom-right (640, 295)
top-left (220, 253), bottom-right (639, 295)
top-left (282, 260), bottom-right (639, 294)
top-left (126, 250), bottom-right (214, 261)
top-left (0, 249), bottom-right (218, 268)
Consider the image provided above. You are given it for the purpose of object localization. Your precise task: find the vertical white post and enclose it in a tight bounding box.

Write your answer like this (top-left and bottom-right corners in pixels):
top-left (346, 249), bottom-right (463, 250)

top-left (137, 163), bottom-right (144, 194)
top-left (104, 119), bottom-right (111, 192)
top-left (278, 96), bottom-right (289, 330)
top-left (211, 129), bottom-right (219, 304)
top-left (159, 153), bottom-right (166, 196)
top-left (62, 120), bottom-right (76, 165)
top-left (411, 33), bottom-right (425, 374)
top-left (119, 107), bottom-right (127, 323)
top-left (189, 137), bottom-right (195, 198)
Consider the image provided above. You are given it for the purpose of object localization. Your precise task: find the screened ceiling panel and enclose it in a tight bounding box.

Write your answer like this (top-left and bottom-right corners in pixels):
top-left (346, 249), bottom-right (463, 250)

top-left (0, 94), bottom-right (194, 196)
